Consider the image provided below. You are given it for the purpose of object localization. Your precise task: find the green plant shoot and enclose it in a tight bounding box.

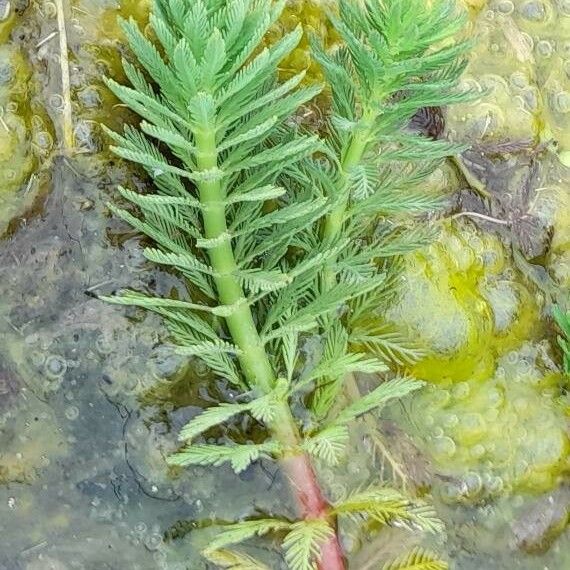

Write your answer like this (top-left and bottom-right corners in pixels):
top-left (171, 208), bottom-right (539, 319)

top-left (101, 0), bottom-right (470, 568)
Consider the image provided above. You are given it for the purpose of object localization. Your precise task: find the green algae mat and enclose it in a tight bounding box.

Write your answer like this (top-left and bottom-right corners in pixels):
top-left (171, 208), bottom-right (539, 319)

top-left (0, 1), bottom-right (569, 569)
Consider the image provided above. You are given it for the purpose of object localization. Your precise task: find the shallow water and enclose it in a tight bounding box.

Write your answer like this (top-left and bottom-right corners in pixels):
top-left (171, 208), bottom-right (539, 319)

top-left (0, 1), bottom-right (569, 569)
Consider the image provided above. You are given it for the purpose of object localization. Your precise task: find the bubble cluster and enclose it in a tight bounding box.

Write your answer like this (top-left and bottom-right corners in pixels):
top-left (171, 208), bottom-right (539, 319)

top-left (386, 223), bottom-right (537, 383)
top-left (408, 350), bottom-right (568, 500)
top-left (450, 0), bottom-right (570, 165)
top-left (383, 218), bottom-right (569, 500)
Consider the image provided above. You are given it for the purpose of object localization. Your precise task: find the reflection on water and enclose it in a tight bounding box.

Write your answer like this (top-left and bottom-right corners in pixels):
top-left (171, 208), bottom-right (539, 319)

top-left (0, 0), bottom-right (569, 569)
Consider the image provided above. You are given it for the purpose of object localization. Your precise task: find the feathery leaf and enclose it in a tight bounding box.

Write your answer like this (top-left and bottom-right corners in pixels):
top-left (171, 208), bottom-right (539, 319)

top-left (382, 547), bottom-right (449, 570)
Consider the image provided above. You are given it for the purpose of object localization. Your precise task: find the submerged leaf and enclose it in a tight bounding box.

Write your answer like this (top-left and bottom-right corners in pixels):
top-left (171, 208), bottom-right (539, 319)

top-left (205, 519), bottom-right (292, 552)
top-left (332, 376), bottom-right (424, 427)
top-left (382, 547), bottom-right (449, 570)
top-left (203, 549), bottom-right (270, 570)
top-left (168, 441), bottom-right (281, 474)
top-left (282, 520), bottom-right (335, 570)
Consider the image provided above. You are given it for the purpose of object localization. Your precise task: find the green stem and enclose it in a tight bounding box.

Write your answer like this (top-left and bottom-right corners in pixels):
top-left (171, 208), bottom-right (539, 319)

top-left (194, 127), bottom-right (345, 570)
top-left (322, 118), bottom-right (375, 289)
top-left (195, 129), bottom-right (275, 394)
top-left (322, 130), bottom-right (370, 243)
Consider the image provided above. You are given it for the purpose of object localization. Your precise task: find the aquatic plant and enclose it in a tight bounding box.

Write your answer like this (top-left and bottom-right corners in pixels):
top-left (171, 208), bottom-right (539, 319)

top-left (553, 305), bottom-right (570, 375)
top-left (101, 0), bottom-right (469, 567)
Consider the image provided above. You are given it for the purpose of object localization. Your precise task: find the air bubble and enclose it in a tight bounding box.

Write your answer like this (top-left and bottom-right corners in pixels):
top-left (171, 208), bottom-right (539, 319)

top-left (496, 0), bottom-right (515, 13)
top-left (440, 481), bottom-right (463, 503)
top-left (465, 104), bottom-right (505, 138)
top-left (64, 406), bottom-right (79, 420)
top-left (443, 413), bottom-right (459, 428)
top-left (464, 471), bottom-right (483, 495)
top-left (43, 1), bottom-right (57, 18)
top-left (44, 355), bottom-right (67, 379)
top-left (78, 86), bottom-right (102, 109)
top-left (487, 388), bottom-right (503, 407)
top-left (453, 382), bottom-right (470, 400)
top-left (488, 476), bottom-right (504, 494)
top-left (34, 131), bottom-right (53, 152)
top-left (519, 1), bottom-right (547, 21)
top-left (471, 444), bottom-right (486, 459)
top-left (48, 93), bottom-right (65, 112)
top-left (536, 40), bottom-right (554, 58)
top-left (0, 63), bottom-right (14, 84)
top-left (506, 351), bottom-right (519, 365)
top-left (520, 87), bottom-right (540, 111)
top-left (461, 413), bottom-right (485, 436)
top-left (437, 389), bottom-right (451, 407)
top-left (517, 359), bottom-right (532, 376)
top-left (554, 92), bottom-right (570, 114)
top-left (432, 427), bottom-right (445, 438)
top-left (510, 72), bottom-right (529, 89)
top-left (144, 533), bottom-right (163, 551)
top-left (433, 436), bottom-right (457, 457)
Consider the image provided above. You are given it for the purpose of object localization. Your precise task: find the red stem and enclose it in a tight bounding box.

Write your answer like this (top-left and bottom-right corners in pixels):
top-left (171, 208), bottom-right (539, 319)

top-left (281, 454), bottom-right (346, 570)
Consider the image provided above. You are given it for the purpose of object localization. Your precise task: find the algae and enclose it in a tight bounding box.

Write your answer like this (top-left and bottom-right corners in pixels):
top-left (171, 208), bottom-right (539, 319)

top-left (0, 0), bottom-right (569, 569)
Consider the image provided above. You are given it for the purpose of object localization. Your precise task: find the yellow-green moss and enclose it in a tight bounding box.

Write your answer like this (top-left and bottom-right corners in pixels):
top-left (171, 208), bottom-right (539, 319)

top-left (384, 221), bottom-right (569, 498)
top-left (447, 1), bottom-right (570, 162)
top-left (266, 0), bottom-right (340, 85)
top-left (386, 222), bottom-right (539, 384)
top-left (407, 343), bottom-right (569, 497)
top-left (0, 46), bottom-right (35, 195)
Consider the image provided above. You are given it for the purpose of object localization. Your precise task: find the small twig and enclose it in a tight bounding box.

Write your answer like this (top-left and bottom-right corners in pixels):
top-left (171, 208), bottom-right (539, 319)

top-left (19, 540), bottom-right (48, 557)
top-left (85, 279), bottom-right (114, 292)
top-left (54, 0), bottom-right (74, 153)
top-left (71, 5), bottom-right (92, 16)
top-left (35, 31), bottom-right (59, 49)
top-left (23, 174), bottom-right (36, 195)
top-left (344, 373), bottom-right (409, 489)
top-left (0, 107), bottom-right (9, 132)
top-left (369, 431), bottom-right (410, 488)
top-left (451, 211), bottom-right (509, 225)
